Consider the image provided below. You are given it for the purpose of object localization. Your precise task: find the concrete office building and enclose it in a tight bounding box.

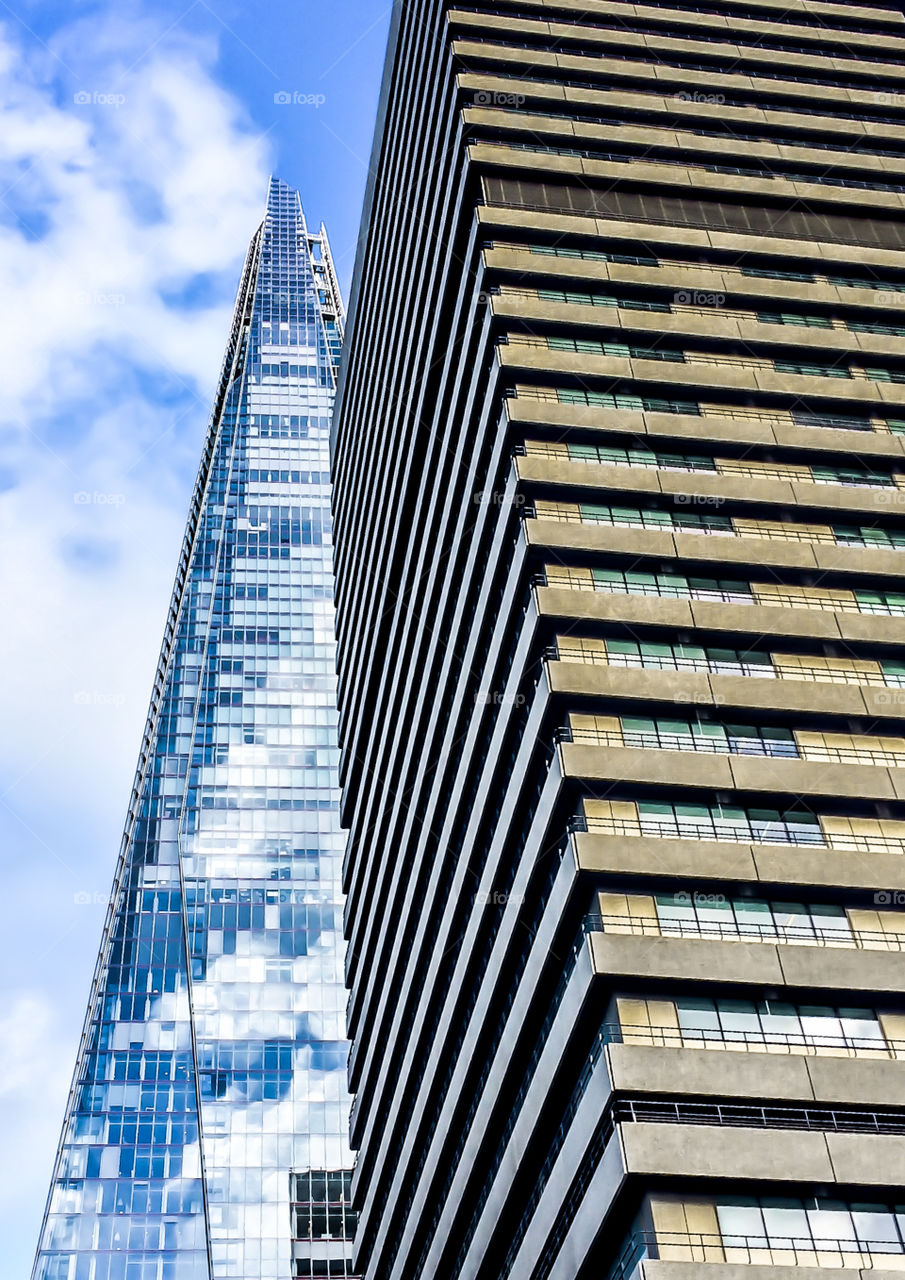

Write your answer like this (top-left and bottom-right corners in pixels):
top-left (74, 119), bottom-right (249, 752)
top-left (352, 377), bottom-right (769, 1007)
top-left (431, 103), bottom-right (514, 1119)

top-left (332, 1), bottom-right (905, 1277)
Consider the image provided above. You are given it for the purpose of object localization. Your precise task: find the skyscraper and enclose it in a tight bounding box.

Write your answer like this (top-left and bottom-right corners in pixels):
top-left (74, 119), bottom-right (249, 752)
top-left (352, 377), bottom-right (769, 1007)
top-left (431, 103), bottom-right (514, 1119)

top-left (34, 178), bottom-right (356, 1280)
top-left (332, 2), bottom-right (905, 1278)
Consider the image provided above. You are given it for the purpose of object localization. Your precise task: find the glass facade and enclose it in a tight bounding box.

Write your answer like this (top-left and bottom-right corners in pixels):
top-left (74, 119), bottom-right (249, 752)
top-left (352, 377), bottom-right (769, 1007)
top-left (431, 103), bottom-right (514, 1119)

top-left (33, 178), bottom-right (355, 1280)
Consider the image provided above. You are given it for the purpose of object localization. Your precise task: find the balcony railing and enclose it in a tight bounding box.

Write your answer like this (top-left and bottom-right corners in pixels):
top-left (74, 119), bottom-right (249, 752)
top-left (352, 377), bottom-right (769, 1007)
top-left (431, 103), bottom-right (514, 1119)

top-left (547, 643), bottom-right (901, 688)
top-left (518, 442), bottom-right (900, 489)
top-left (513, 387), bottom-right (888, 432)
top-left (584, 912), bottom-right (905, 951)
top-left (608, 1229), bottom-right (905, 1279)
top-left (560, 724), bottom-right (905, 768)
top-left (571, 813), bottom-right (905, 856)
top-left (604, 1021), bottom-right (905, 1059)
top-left (535, 570), bottom-right (905, 617)
top-left (532, 505), bottom-right (905, 551)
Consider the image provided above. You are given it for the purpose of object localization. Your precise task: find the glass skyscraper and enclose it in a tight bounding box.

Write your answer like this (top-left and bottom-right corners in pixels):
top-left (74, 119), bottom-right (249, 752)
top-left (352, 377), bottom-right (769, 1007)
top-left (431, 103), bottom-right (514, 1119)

top-left (33, 177), bottom-right (356, 1280)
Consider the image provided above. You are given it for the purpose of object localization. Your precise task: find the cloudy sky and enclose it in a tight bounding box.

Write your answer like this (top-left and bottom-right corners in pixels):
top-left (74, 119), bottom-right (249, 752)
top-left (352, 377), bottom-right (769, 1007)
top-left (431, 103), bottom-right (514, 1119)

top-left (0, 1), bottom-right (389, 1270)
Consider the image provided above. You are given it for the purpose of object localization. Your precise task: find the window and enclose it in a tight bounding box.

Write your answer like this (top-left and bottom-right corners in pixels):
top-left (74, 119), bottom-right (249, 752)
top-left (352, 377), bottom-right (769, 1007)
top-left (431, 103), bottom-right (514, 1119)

top-left (836, 525), bottom-right (905, 549)
top-left (857, 590), bottom-right (905, 615)
top-left (589, 568), bottom-right (754, 603)
top-left (547, 336), bottom-right (685, 362)
top-left (576, 503), bottom-right (733, 534)
top-left (636, 801), bottom-right (823, 845)
top-left (655, 897), bottom-right (852, 944)
top-left (774, 359), bottom-right (851, 378)
top-left (757, 311), bottom-right (833, 329)
top-left (675, 998), bottom-right (885, 1051)
top-left (619, 717), bottom-right (798, 757)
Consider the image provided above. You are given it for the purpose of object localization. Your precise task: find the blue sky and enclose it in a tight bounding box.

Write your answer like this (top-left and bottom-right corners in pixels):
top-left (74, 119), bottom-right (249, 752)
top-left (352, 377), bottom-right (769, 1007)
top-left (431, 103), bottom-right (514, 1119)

top-left (0, 1), bottom-right (391, 1271)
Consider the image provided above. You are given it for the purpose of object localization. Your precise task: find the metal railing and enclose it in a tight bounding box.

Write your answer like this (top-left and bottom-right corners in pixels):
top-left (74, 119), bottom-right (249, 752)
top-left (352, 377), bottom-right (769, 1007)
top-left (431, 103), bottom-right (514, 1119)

top-left (574, 813), bottom-right (905, 856)
top-left (562, 723), bottom-right (905, 767)
top-left (513, 387), bottom-right (889, 432)
top-left (535, 570), bottom-right (905, 619)
top-left (533, 505), bottom-right (905, 550)
top-left (574, 813), bottom-right (826, 847)
top-left (472, 137), bottom-right (905, 196)
top-left (486, 241), bottom-right (905, 297)
top-left (549, 643), bottom-right (901, 688)
top-left (519, 443), bottom-right (901, 489)
top-left (536, 570), bottom-right (905, 617)
top-left (585, 913), bottom-right (905, 950)
top-left (608, 1230), bottom-right (905, 1278)
top-left (607, 1020), bottom-right (905, 1058)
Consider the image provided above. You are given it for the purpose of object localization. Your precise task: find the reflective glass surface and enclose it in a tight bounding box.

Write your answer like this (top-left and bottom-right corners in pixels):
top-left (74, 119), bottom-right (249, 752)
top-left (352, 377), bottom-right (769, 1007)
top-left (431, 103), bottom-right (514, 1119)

top-left (34, 178), bottom-right (354, 1280)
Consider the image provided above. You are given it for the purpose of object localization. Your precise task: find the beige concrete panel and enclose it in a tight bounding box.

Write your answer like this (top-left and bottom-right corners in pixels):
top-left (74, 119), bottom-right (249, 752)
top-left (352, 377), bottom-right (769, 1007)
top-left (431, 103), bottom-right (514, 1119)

top-left (640, 1266), bottom-right (846, 1280)
top-left (607, 1043), bottom-right (816, 1101)
top-left (863, 686), bottom-right (905, 717)
top-left (476, 203), bottom-right (905, 275)
top-left (561, 742), bottom-right (735, 788)
top-left (827, 1132), bottom-right (905, 1186)
top-left (658, 472), bottom-right (796, 506)
top-left (643, 414), bottom-right (777, 446)
top-left (791, 483), bottom-right (905, 516)
top-left (839, 614), bottom-right (905, 645)
top-left (526, 518), bottom-right (678, 559)
top-left (778, 945), bottom-right (905, 994)
top-left (621, 1122), bottom-right (833, 1181)
top-left (889, 773), bottom-right (905, 802)
top-left (673, 532), bottom-right (818, 570)
top-left (773, 423), bottom-right (905, 458)
top-left (548, 662), bottom-right (711, 708)
top-left (506, 397), bottom-right (651, 435)
top-left (708, 673), bottom-right (867, 717)
top-left (573, 833), bottom-right (758, 881)
top-left (728, 755), bottom-right (897, 800)
top-left (753, 847), bottom-right (905, 893)
top-left (815, 545), bottom-right (905, 579)
top-left (753, 369), bottom-right (897, 400)
top-left (535, 587), bottom-right (696, 630)
top-left (516, 456), bottom-right (664, 494)
top-left (690, 601), bottom-right (842, 641)
top-left (590, 933), bottom-right (784, 985)
top-left (806, 1057), bottom-right (905, 1108)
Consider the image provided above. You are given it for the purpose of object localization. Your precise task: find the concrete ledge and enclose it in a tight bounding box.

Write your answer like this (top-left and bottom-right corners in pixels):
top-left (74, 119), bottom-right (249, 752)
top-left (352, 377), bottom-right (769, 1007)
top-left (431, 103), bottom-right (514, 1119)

top-left (571, 832), bottom-right (905, 893)
top-left (590, 933), bottom-right (784, 985)
top-left (607, 1042), bottom-right (816, 1102)
top-left (640, 1263), bottom-right (904, 1280)
top-left (562, 741), bottom-right (898, 801)
top-left (621, 1122), bottom-right (834, 1181)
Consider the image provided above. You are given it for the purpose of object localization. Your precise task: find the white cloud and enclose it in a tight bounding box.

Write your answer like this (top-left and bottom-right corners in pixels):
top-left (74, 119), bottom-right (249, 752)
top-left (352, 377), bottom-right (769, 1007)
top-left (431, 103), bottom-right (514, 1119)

top-left (0, 17), bottom-right (273, 801)
top-left (0, 12), bottom-right (273, 1271)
